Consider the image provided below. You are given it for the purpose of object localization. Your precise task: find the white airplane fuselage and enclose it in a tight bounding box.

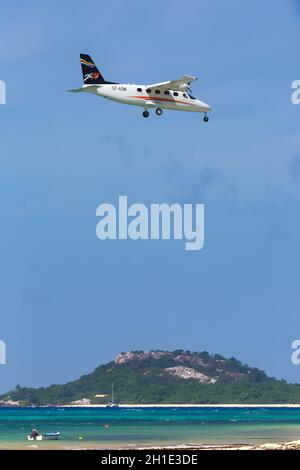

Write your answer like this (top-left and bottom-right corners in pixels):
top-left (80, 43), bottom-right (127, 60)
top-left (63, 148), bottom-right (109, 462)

top-left (83, 83), bottom-right (211, 113)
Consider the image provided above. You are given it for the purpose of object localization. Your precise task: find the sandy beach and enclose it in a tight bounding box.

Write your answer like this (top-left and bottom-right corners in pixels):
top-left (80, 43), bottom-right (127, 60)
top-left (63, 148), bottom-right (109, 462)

top-left (1, 440), bottom-right (300, 451)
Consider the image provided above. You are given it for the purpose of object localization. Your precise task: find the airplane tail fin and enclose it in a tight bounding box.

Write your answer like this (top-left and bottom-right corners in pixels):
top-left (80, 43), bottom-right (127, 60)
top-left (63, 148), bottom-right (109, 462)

top-left (79, 54), bottom-right (107, 85)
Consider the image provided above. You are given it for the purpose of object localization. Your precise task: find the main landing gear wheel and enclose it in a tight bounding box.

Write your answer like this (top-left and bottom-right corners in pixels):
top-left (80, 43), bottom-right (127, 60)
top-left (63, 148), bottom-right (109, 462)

top-left (156, 108), bottom-right (163, 116)
top-left (143, 110), bottom-right (150, 118)
top-left (203, 114), bottom-right (209, 122)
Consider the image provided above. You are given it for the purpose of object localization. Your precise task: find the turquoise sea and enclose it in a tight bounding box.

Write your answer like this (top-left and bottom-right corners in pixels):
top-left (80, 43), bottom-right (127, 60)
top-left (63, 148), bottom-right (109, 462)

top-left (1, 407), bottom-right (300, 449)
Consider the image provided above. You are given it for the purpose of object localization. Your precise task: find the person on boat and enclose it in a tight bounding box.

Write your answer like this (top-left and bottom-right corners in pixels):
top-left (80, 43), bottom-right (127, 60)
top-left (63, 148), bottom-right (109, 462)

top-left (30, 428), bottom-right (39, 439)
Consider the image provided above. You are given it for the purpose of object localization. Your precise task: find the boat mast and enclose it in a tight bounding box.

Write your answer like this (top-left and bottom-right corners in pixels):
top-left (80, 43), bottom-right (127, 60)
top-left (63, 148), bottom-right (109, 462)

top-left (111, 382), bottom-right (114, 404)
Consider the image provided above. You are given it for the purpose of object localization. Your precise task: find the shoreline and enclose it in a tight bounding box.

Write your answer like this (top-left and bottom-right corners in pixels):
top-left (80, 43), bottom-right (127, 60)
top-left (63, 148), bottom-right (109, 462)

top-left (3, 403), bottom-right (300, 408)
top-left (2, 440), bottom-right (300, 451)
top-left (63, 403), bottom-right (300, 408)
top-left (131, 440), bottom-right (300, 451)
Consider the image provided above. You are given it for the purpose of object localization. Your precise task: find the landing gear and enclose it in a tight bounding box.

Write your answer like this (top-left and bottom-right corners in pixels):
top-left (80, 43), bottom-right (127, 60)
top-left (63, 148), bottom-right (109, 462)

top-left (203, 114), bottom-right (209, 123)
top-left (156, 108), bottom-right (163, 116)
top-left (143, 110), bottom-right (149, 118)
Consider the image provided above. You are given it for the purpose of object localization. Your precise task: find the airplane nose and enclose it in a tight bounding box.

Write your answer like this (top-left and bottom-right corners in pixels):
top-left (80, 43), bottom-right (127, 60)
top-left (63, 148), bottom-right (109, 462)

top-left (198, 100), bottom-right (211, 112)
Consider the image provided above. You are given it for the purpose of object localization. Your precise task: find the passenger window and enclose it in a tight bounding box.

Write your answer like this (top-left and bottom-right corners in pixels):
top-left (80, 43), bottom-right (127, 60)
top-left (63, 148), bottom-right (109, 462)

top-left (146, 88), bottom-right (151, 93)
top-left (174, 92), bottom-right (178, 97)
top-left (137, 88), bottom-right (142, 92)
top-left (183, 93), bottom-right (187, 98)
top-left (155, 89), bottom-right (161, 94)
top-left (164, 90), bottom-right (170, 95)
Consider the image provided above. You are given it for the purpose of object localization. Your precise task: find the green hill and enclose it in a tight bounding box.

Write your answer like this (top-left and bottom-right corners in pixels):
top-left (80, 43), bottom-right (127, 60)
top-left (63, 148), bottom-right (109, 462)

top-left (2, 350), bottom-right (300, 405)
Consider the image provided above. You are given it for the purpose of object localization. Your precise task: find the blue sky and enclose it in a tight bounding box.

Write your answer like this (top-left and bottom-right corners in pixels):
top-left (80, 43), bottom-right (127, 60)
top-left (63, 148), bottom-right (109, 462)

top-left (1, 0), bottom-right (300, 392)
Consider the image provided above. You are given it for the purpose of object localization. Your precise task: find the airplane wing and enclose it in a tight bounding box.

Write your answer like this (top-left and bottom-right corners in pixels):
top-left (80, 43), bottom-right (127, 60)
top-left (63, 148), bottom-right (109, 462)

top-left (146, 75), bottom-right (198, 91)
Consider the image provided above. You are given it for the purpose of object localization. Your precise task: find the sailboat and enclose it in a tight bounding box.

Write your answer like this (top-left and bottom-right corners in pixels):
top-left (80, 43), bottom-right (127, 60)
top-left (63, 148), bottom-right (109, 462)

top-left (106, 382), bottom-right (119, 409)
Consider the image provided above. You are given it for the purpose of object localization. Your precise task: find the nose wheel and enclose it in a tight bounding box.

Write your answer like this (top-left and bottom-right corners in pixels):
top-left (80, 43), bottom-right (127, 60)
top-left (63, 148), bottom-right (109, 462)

top-left (156, 108), bottom-right (163, 116)
top-left (203, 114), bottom-right (209, 123)
top-left (143, 110), bottom-right (150, 118)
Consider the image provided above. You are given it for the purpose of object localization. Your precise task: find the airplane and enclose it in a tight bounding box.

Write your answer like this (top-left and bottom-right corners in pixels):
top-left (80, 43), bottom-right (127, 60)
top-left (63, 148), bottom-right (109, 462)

top-left (69, 54), bottom-right (211, 121)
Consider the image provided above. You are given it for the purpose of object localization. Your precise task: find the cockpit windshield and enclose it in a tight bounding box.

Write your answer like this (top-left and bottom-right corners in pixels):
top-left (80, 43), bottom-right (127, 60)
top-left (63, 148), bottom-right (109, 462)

top-left (188, 92), bottom-right (196, 100)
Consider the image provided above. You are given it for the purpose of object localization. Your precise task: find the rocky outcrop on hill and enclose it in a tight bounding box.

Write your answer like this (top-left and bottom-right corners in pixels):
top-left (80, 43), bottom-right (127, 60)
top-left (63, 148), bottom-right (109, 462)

top-left (165, 366), bottom-right (217, 384)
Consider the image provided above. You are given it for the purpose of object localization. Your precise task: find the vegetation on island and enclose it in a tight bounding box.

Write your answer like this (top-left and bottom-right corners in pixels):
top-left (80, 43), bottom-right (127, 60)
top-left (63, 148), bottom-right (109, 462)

top-left (1, 350), bottom-right (300, 405)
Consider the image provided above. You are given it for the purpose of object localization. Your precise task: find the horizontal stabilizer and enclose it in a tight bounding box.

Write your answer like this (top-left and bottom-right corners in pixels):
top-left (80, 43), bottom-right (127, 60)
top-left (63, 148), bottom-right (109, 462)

top-left (68, 87), bottom-right (86, 93)
top-left (68, 85), bottom-right (100, 93)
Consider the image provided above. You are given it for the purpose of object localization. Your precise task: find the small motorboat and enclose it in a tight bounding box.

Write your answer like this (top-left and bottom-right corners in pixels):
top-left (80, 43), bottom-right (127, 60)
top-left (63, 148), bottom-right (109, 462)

top-left (28, 432), bottom-right (61, 441)
top-left (41, 432), bottom-right (61, 440)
